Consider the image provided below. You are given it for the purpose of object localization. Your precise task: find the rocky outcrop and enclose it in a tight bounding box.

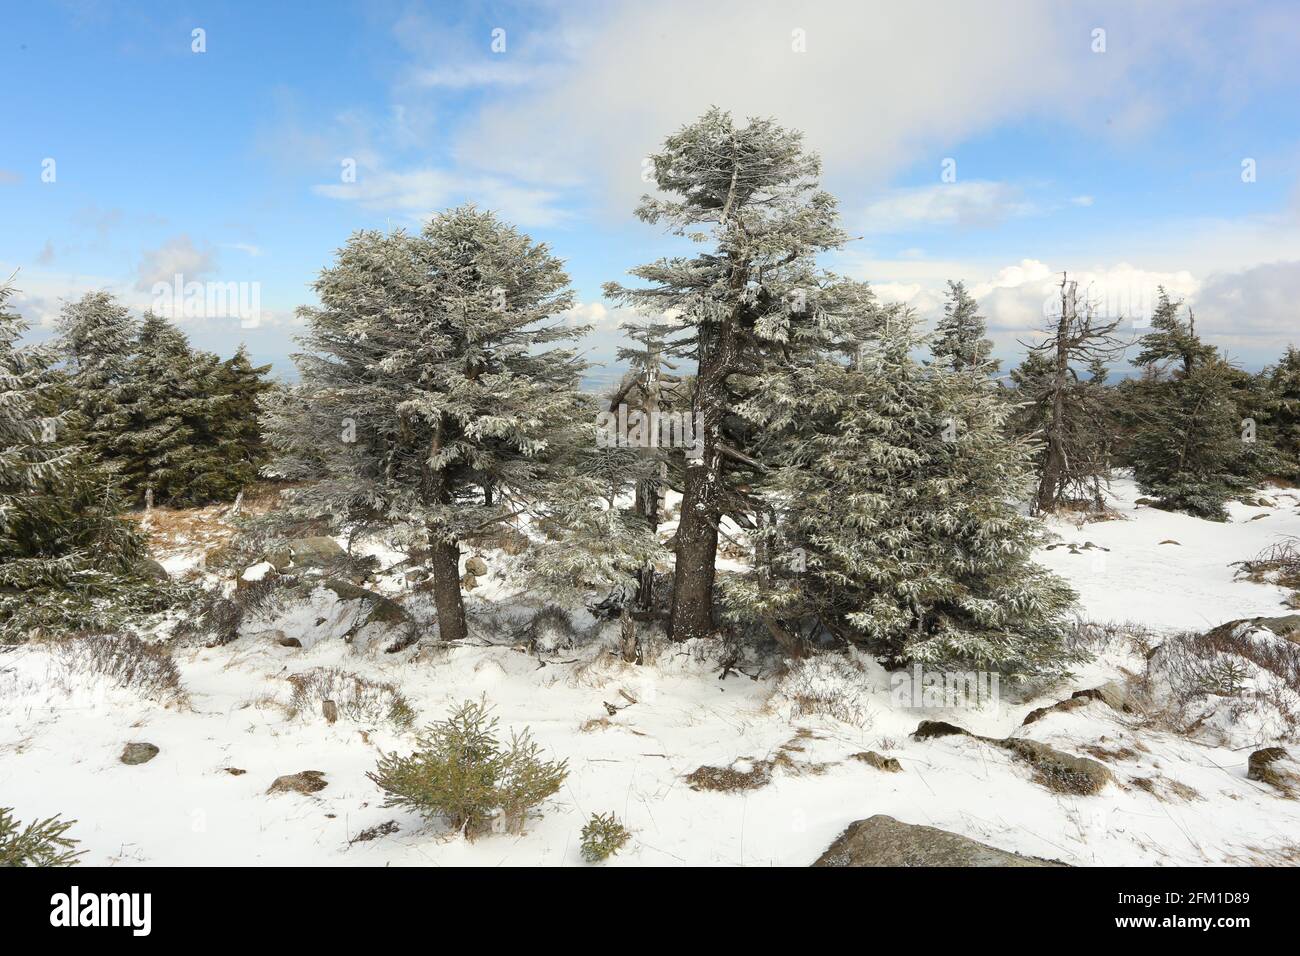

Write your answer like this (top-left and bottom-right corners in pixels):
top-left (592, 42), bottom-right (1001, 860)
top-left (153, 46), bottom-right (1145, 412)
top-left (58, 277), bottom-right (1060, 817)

top-left (813, 815), bottom-right (1064, 867)
top-left (1023, 680), bottom-right (1132, 725)
top-left (1000, 739), bottom-right (1113, 795)
top-left (912, 720), bottom-right (1112, 795)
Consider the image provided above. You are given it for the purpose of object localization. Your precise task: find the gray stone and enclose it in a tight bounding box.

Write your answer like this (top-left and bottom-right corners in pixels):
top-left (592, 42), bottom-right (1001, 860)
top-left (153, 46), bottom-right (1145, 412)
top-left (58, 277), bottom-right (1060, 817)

top-left (288, 536), bottom-right (344, 567)
top-left (912, 720), bottom-right (977, 740)
top-left (813, 815), bottom-right (1065, 867)
top-left (120, 742), bottom-right (159, 765)
top-left (1000, 738), bottom-right (1113, 795)
top-left (850, 751), bottom-right (902, 773)
top-left (1071, 680), bottom-right (1131, 713)
top-left (267, 770), bottom-right (328, 795)
top-left (140, 559), bottom-right (170, 581)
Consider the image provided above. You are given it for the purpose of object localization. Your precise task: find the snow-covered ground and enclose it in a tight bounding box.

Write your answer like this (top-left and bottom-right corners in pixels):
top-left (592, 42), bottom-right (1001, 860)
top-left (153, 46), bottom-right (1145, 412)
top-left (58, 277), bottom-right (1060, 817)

top-left (3, 478), bottom-right (1299, 866)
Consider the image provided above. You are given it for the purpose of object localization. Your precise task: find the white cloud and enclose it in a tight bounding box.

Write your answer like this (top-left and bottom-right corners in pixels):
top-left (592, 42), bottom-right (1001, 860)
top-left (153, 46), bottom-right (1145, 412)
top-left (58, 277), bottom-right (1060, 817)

top-left (444, 0), bottom-right (1293, 218)
top-left (411, 62), bottom-right (543, 89)
top-left (862, 182), bottom-right (1036, 232)
top-left (135, 236), bottom-right (218, 291)
top-left (313, 167), bottom-right (570, 228)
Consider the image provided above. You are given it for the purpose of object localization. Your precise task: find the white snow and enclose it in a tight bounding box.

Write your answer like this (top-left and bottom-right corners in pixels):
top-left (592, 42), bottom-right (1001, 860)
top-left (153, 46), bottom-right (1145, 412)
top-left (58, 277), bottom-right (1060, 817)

top-left (3, 476), bottom-right (1300, 866)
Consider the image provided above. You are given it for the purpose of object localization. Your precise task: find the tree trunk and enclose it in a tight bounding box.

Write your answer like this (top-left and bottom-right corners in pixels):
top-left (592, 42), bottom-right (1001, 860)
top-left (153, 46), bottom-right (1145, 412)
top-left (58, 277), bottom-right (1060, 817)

top-left (420, 416), bottom-right (468, 643)
top-left (1034, 280), bottom-right (1074, 513)
top-left (669, 348), bottom-right (727, 642)
top-left (429, 535), bottom-right (467, 642)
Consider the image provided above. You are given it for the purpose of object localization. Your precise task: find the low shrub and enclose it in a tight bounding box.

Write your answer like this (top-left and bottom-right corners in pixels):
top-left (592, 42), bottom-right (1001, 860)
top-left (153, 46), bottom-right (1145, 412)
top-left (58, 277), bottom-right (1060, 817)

top-left (51, 632), bottom-right (183, 702)
top-left (287, 667), bottom-right (414, 728)
top-left (367, 699), bottom-right (567, 839)
top-left (0, 807), bottom-right (83, 866)
top-left (580, 811), bottom-right (630, 863)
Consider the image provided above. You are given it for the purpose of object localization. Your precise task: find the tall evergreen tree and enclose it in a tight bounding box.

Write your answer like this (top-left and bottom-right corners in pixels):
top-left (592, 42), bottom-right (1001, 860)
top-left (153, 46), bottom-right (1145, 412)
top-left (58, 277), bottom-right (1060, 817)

top-left (55, 291), bottom-right (136, 473)
top-left (1129, 358), bottom-right (1247, 520)
top-left (605, 108), bottom-right (852, 642)
top-left (1127, 292), bottom-right (1265, 518)
top-left (1264, 346), bottom-right (1300, 473)
top-left (931, 280), bottom-right (997, 374)
top-left (266, 206), bottom-right (586, 642)
top-left (208, 344), bottom-right (273, 494)
top-left (0, 281), bottom-right (147, 641)
top-left (117, 312), bottom-right (231, 505)
top-left (727, 304), bottom-right (1077, 675)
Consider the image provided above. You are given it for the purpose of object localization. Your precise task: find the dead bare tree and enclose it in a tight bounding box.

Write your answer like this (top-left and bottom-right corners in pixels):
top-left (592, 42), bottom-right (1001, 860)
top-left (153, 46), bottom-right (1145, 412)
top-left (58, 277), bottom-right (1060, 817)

top-left (1021, 274), bottom-right (1127, 514)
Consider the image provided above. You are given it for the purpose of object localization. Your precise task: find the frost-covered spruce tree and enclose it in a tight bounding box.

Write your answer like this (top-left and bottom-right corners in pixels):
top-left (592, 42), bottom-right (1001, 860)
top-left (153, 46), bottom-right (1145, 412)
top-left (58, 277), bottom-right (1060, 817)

top-left (605, 108), bottom-right (850, 642)
top-left (1129, 358), bottom-right (1248, 520)
top-left (0, 281), bottom-right (145, 641)
top-left (930, 280), bottom-right (997, 374)
top-left (1128, 294), bottom-right (1264, 518)
top-left (726, 304), bottom-right (1077, 676)
top-left (269, 206), bottom-right (586, 642)
top-left (211, 344), bottom-right (273, 486)
top-left (118, 312), bottom-right (232, 505)
top-left (55, 290), bottom-right (136, 472)
top-left (1264, 346), bottom-right (1300, 473)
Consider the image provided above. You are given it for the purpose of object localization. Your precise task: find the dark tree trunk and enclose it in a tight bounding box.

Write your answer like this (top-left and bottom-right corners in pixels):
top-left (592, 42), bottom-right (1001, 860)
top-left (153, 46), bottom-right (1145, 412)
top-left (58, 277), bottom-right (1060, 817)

top-left (420, 416), bottom-right (468, 643)
top-left (1034, 282), bottom-right (1073, 513)
top-left (669, 330), bottom-right (731, 642)
top-left (670, 457), bottom-right (720, 640)
top-left (429, 535), bottom-right (467, 642)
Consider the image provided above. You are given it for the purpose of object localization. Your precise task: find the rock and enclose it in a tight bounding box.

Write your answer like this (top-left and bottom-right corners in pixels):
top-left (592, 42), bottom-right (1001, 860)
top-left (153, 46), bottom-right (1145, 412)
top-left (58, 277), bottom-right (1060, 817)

top-left (140, 559), bottom-right (170, 581)
top-left (1021, 696), bottom-right (1089, 725)
top-left (120, 742), bottom-right (160, 765)
top-left (465, 555), bottom-right (488, 577)
top-left (813, 815), bottom-right (1064, 867)
top-left (267, 770), bottom-right (328, 796)
top-left (850, 751), bottom-right (903, 773)
top-left (1134, 497), bottom-right (1157, 506)
top-left (1247, 746), bottom-right (1290, 787)
top-left (1022, 682), bottom-right (1135, 725)
top-left (316, 578), bottom-right (411, 633)
top-left (1071, 680), bottom-right (1131, 713)
top-left (322, 700), bottom-right (338, 724)
top-left (288, 536), bottom-right (344, 567)
top-left (1205, 614), bottom-right (1300, 645)
top-left (912, 720), bottom-right (977, 740)
top-left (1158, 539), bottom-right (1181, 546)
top-left (237, 561), bottom-right (276, 590)
top-left (1256, 615), bottom-right (1300, 639)
top-left (1000, 739), bottom-right (1112, 795)
top-left (461, 573), bottom-right (479, 591)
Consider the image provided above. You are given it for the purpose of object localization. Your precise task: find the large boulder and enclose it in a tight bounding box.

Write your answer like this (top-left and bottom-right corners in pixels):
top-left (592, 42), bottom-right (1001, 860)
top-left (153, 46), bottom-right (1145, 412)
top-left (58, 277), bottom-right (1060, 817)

top-left (813, 815), bottom-right (1064, 867)
top-left (140, 559), bottom-right (170, 581)
top-left (1246, 747), bottom-right (1296, 793)
top-left (1000, 738), bottom-right (1113, 795)
top-left (288, 536), bottom-right (345, 567)
top-left (1205, 614), bottom-right (1300, 644)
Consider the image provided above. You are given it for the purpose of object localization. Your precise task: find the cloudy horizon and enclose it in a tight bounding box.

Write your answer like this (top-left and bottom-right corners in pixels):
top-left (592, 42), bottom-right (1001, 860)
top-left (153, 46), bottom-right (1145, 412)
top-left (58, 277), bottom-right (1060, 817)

top-left (5, 0), bottom-right (1300, 381)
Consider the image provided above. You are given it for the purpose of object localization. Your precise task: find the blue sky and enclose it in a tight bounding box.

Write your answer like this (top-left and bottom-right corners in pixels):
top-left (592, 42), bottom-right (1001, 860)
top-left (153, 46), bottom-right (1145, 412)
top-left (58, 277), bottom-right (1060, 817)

top-left (4, 0), bottom-right (1300, 383)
